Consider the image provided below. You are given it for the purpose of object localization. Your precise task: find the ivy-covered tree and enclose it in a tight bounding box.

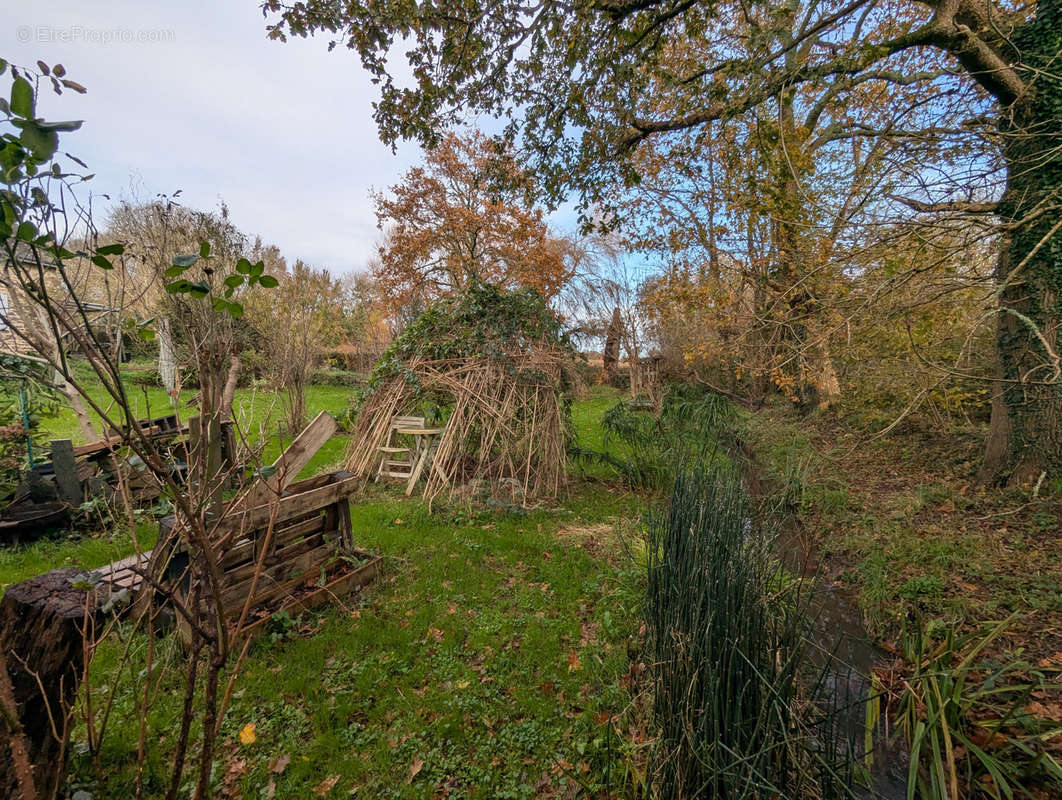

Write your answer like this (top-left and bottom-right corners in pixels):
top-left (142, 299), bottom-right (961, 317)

top-left (262, 0), bottom-right (1062, 482)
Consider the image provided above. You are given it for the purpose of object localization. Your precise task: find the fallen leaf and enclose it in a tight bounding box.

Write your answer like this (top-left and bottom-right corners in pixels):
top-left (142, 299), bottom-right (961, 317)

top-left (270, 754), bottom-right (290, 774)
top-left (579, 621), bottom-right (600, 647)
top-left (264, 779), bottom-right (276, 800)
top-left (567, 651), bottom-right (582, 672)
top-left (534, 771), bottom-right (555, 795)
top-left (408, 756), bottom-right (424, 783)
top-left (220, 756), bottom-right (248, 798)
top-left (238, 722), bottom-right (256, 745)
top-left (1027, 700), bottom-right (1062, 721)
top-left (456, 680), bottom-right (470, 689)
top-left (1038, 652), bottom-right (1062, 668)
top-left (313, 774), bottom-right (340, 796)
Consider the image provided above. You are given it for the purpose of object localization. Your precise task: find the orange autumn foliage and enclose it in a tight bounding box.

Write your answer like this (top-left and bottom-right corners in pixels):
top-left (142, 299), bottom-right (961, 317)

top-left (372, 131), bottom-right (572, 312)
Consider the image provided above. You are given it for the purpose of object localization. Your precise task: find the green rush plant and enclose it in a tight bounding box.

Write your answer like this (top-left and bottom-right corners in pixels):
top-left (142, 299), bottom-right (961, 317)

top-left (643, 463), bottom-right (857, 798)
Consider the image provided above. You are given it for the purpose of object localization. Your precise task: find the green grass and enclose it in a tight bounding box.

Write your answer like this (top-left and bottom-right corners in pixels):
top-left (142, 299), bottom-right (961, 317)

top-left (37, 367), bottom-right (354, 488)
top-left (5, 377), bottom-right (648, 798)
top-left (0, 520), bottom-right (158, 591)
top-left (73, 485), bottom-right (645, 798)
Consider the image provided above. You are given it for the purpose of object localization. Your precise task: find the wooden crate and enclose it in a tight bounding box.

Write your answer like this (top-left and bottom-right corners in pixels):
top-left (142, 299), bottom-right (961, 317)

top-left (172, 471), bottom-right (377, 644)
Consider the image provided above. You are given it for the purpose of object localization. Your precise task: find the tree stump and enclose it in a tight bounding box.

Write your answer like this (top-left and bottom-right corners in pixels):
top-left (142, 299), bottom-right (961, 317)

top-left (0, 568), bottom-right (96, 800)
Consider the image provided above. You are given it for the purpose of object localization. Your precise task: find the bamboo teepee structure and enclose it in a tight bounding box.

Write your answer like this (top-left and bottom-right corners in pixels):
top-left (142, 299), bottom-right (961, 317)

top-left (346, 283), bottom-right (577, 506)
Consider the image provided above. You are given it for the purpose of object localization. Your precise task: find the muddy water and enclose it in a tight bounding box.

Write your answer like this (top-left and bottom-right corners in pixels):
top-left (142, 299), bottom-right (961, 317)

top-left (810, 581), bottom-right (909, 799)
top-left (776, 522), bottom-right (909, 799)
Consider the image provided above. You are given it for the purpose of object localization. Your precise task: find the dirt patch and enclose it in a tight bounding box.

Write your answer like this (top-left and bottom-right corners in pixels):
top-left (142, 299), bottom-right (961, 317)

top-left (554, 520), bottom-right (632, 564)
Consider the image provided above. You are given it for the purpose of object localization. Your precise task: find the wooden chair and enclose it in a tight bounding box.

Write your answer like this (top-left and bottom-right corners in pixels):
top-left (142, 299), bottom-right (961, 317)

top-left (375, 415), bottom-right (424, 482)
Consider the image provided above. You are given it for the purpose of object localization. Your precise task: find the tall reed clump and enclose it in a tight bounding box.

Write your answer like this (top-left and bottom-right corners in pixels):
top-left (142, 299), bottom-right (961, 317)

top-left (645, 463), bottom-right (850, 798)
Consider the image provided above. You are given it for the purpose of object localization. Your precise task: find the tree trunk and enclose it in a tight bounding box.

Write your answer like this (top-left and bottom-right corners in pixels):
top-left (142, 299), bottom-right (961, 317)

top-left (982, 9), bottom-right (1062, 483)
top-left (285, 378), bottom-right (307, 437)
top-left (0, 568), bottom-right (96, 800)
top-left (809, 338), bottom-right (841, 410)
top-left (57, 375), bottom-right (99, 442)
top-left (220, 351), bottom-right (241, 421)
top-left (158, 317), bottom-right (177, 397)
top-left (603, 307), bottom-right (621, 384)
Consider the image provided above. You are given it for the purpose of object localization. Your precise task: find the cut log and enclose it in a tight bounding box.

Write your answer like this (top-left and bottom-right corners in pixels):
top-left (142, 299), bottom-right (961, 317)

top-left (0, 568), bottom-right (96, 800)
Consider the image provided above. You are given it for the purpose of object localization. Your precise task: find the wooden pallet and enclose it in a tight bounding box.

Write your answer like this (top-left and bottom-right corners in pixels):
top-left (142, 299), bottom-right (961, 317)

top-left (234, 552), bottom-right (380, 643)
top-left (46, 414), bottom-right (197, 507)
top-left (89, 413), bottom-right (378, 639)
top-left (171, 470), bottom-right (370, 644)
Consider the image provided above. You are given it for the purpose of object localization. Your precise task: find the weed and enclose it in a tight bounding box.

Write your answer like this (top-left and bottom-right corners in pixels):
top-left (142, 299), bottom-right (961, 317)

top-left (894, 614), bottom-right (1062, 799)
top-left (900, 575), bottom-right (946, 600)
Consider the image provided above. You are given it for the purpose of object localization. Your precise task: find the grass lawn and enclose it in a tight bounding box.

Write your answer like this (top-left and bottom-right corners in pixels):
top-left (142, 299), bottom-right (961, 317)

top-left (4, 376), bottom-right (649, 798)
top-left (41, 364), bottom-right (354, 475)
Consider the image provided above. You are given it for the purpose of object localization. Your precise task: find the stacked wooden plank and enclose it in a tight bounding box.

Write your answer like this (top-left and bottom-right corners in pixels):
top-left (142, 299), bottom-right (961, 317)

top-left (210, 471), bottom-right (359, 621)
top-left (46, 414), bottom-right (197, 507)
top-left (172, 476), bottom-right (379, 645)
top-left (91, 412), bottom-right (379, 644)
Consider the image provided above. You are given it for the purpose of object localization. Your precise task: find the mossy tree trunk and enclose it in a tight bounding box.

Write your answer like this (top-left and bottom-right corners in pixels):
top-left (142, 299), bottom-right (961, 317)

top-left (982, 0), bottom-right (1062, 483)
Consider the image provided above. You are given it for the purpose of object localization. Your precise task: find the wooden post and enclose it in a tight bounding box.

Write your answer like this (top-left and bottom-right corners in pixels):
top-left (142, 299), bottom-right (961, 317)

top-left (48, 440), bottom-right (82, 506)
top-left (0, 568), bottom-right (96, 800)
top-left (241, 411), bottom-right (337, 509)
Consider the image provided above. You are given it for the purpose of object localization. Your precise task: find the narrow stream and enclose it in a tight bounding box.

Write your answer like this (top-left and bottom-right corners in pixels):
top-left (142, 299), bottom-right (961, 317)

top-left (811, 582), bottom-right (909, 799)
top-left (780, 526), bottom-right (910, 799)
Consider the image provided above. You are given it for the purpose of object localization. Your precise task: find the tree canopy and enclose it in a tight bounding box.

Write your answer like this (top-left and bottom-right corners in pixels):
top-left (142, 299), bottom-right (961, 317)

top-left (372, 131), bottom-right (572, 313)
top-left (264, 0), bottom-right (1062, 482)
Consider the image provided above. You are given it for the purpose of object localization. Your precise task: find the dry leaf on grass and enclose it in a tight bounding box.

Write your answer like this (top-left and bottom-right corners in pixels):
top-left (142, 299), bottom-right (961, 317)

top-left (313, 774), bottom-right (340, 796)
top-left (270, 754), bottom-right (290, 773)
top-left (238, 722), bottom-right (256, 745)
top-left (408, 756), bottom-right (424, 783)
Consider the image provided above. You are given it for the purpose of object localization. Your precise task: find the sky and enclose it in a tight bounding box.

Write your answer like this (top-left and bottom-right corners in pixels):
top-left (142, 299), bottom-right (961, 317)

top-left (2, 1), bottom-right (432, 274)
